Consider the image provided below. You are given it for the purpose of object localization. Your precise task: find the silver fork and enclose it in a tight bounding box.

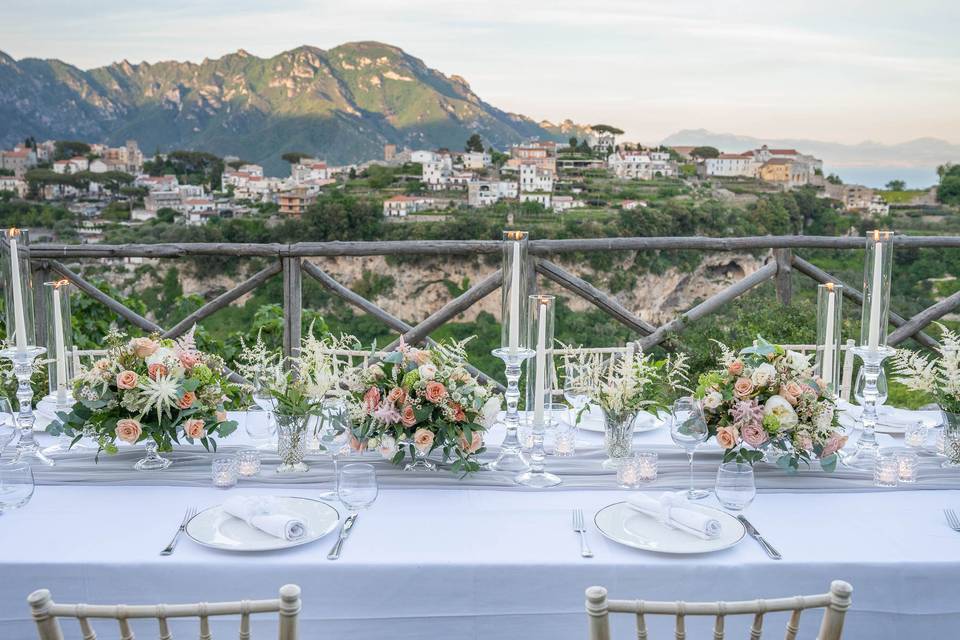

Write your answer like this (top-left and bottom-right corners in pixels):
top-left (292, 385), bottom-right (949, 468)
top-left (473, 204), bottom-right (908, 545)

top-left (945, 509), bottom-right (960, 532)
top-left (161, 507), bottom-right (197, 556)
top-left (573, 509), bottom-right (593, 558)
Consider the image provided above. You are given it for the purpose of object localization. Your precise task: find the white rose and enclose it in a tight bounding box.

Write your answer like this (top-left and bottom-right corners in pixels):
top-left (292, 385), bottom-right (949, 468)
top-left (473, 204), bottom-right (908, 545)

top-left (703, 390), bottom-right (722, 411)
top-left (815, 406), bottom-right (834, 431)
top-left (785, 350), bottom-right (812, 375)
top-left (367, 363), bottom-right (385, 379)
top-left (751, 363), bottom-right (777, 387)
top-left (146, 347), bottom-right (176, 367)
top-left (763, 395), bottom-right (798, 428)
top-left (418, 363), bottom-right (437, 380)
top-left (482, 396), bottom-right (502, 428)
top-left (377, 435), bottom-right (398, 459)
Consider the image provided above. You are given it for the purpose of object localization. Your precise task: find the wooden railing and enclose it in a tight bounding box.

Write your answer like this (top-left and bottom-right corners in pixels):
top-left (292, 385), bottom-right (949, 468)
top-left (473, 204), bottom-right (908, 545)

top-left (23, 235), bottom-right (960, 387)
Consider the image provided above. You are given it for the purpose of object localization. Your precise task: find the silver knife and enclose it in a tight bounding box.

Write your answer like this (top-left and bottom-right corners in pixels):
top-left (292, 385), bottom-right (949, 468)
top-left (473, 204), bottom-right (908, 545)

top-left (737, 515), bottom-right (781, 560)
top-left (327, 514), bottom-right (358, 560)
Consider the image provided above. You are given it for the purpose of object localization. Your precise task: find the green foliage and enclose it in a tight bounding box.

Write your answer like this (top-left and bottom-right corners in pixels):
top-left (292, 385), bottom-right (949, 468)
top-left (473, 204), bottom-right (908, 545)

top-left (591, 124), bottom-right (624, 135)
top-left (281, 152), bottom-right (311, 164)
top-left (465, 134), bottom-right (484, 153)
top-left (691, 146), bottom-right (720, 159)
top-left (826, 173), bottom-right (843, 185)
top-left (886, 179), bottom-right (906, 191)
top-left (53, 141), bottom-right (91, 160)
top-left (144, 151), bottom-right (224, 190)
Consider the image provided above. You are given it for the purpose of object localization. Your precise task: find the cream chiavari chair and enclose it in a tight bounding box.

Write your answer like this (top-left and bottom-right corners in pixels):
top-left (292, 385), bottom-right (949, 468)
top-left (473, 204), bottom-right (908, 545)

top-left (69, 347), bottom-right (108, 374)
top-left (28, 584), bottom-right (301, 640)
top-left (585, 580), bottom-right (852, 640)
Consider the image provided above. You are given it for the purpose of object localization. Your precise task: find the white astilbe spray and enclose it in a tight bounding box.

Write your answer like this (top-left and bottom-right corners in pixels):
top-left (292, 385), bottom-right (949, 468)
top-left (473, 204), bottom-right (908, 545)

top-left (710, 339), bottom-right (738, 368)
top-left (893, 323), bottom-right (960, 410)
top-left (584, 348), bottom-right (689, 418)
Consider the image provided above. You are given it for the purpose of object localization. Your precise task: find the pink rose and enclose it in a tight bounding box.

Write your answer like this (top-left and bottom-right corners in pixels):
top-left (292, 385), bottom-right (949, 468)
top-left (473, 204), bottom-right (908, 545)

top-left (387, 387), bottom-right (407, 406)
top-left (413, 427), bottom-right (434, 451)
top-left (715, 426), bottom-right (740, 449)
top-left (411, 349), bottom-right (432, 365)
top-left (183, 418), bottom-right (206, 439)
top-left (363, 387), bottom-right (381, 413)
top-left (424, 381), bottom-right (447, 403)
top-left (94, 358), bottom-right (111, 371)
top-left (349, 435), bottom-right (367, 453)
top-left (129, 337), bottom-right (158, 358)
top-left (821, 434), bottom-right (848, 457)
top-left (116, 370), bottom-right (138, 390)
top-left (451, 403), bottom-right (466, 422)
top-left (779, 380), bottom-right (803, 406)
top-left (796, 432), bottom-right (814, 452)
top-left (216, 410), bottom-right (228, 423)
top-left (733, 377), bottom-right (755, 398)
top-left (148, 363), bottom-right (168, 380)
top-left (116, 418), bottom-right (142, 443)
top-left (728, 360), bottom-right (744, 376)
top-left (400, 404), bottom-right (418, 427)
top-left (741, 423), bottom-right (769, 448)
top-left (178, 351), bottom-right (200, 369)
top-left (458, 431), bottom-right (483, 454)
top-left (178, 391), bottom-right (195, 409)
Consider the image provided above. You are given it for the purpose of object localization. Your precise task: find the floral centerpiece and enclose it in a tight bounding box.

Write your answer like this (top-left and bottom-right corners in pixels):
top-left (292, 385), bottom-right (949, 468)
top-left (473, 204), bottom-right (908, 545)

top-left (47, 329), bottom-right (237, 470)
top-left (344, 338), bottom-right (500, 474)
top-left (693, 338), bottom-right (845, 472)
top-left (574, 348), bottom-right (689, 468)
top-left (892, 323), bottom-right (960, 464)
top-left (234, 328), bottom-right (355, 472)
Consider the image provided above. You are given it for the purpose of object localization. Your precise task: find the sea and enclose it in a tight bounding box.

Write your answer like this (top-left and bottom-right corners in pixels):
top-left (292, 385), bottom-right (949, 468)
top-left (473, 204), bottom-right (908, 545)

top-left (827, 166), bottom-right (939, 190)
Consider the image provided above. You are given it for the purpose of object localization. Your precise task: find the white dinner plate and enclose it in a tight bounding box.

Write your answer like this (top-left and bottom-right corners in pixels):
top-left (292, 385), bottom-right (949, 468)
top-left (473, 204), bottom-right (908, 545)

top-left (579, 409), bottom-right (664, 434)
top-left (186, 497), bottom-right (340, 552)
top-left (594, 501), bottom-right (745, 554)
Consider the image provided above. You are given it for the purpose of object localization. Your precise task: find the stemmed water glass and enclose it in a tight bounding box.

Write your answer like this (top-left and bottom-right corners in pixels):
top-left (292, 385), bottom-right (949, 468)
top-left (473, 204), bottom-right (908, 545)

top-left (337, 463), bottom-right (379, 514)
top-left (563, 360), bottom-right (591, 423)
top-left (317, 399), bottom-right (351, 501)
top-left (669, 396), bottom-right (710, 500)
top-left (0, 399), bottom-right (17, 457)
top-left (0, 461), bottom-right (35, 513)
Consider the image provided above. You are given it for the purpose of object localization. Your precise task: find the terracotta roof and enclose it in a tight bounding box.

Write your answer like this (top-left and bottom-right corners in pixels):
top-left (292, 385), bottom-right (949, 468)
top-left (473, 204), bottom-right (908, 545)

top-left (768, 149), bottom-right (799, 155)
top-left (717, 153), bottom-right (752, 159)
top-left (764, 158), bottom-right (793, 165)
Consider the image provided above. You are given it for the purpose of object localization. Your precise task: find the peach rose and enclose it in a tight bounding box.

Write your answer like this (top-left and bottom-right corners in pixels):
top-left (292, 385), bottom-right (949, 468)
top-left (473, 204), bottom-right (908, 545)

top-left (727, 359), bottom-right (744, 376)
top-left (400, 404), bottom-right (418, 427)
top-left (387, 387), bottom-right (407, 406)
top-left (349, 435), bottom-right (367, 453)
top-left (821, 434), bottom-right (848, 458)
top-left (178, 391), bottom-right (195, 409)
top-left (458, 431), bottom-right (483, 454)
top-left (183, 418), bottom-right (206, 439)
top-left (782, 380), bottom-right (804, 404)
top-left (216, 410), bottom-right (228, 423)
top-left (94, 358), bottom-right (111, 371)
top-left (363, 387), bottom-right (381, 413)
top-left (178, 351), bottom-right (200, 369)
top-left (451, 403), bottom-right (466, 422)
top-left (741, 423), bottom-right (769, 448)
top-left (148, 363), bottom-right (168, 380)
top-left (411, 349), bottom-right (432, 365)
top-left (116, 418), bottom-right (142, 443)
top-left (716, 425), bottom-right (740, 449)
top-left (116, 370), bottom-right (138, 390)
top-left (413, 427), bottom-right (434, 451)
top-left (733, 377), bottom-right (755, 398)
top-left (795, 431), bottom-right (814, 452)
top-left (424, 381), bottom-right (447, 403)
top-left (129, 337), bottom-right (158, 358)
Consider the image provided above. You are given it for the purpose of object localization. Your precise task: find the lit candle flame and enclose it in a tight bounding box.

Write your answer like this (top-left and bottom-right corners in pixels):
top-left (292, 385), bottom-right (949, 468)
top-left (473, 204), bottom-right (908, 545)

top-left (826, 282), bottom-right (834, 291)
top-left (7, 227), bottom-right (19, 238)
top-left (53, 279), bottom-right (70, 289)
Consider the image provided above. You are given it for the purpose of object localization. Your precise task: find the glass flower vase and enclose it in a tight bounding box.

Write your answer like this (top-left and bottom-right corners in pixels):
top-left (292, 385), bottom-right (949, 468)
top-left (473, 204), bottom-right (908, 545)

top-left (276, 412), bottom-right (310, 473)
top-left (401, 439), bottom-right (437, 472)
top-left (134, 439), bottom-right (172, 471)
top-left (941, 408), bottom-right (960, 468)
top-left (602, 410), bottom-right (637, 469)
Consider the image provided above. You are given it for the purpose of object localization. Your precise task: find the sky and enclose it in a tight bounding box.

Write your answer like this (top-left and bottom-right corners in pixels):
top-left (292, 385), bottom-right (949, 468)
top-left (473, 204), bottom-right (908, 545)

top-left (2, 0), bottom-right (959, 146)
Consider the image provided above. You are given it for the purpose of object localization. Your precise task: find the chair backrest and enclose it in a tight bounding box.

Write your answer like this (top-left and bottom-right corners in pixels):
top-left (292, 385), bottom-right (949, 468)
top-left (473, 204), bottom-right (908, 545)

top-left (313, 347), bottom-right (388, 372)
top-left (69, 347), bottom-right (109, 374)
top-left (552, 343), bottom-right (637, 396)
top-left (777, 340), bottom-right (856, 403)
top-left (585, 580), bottom-right (852, 640)
top-left (28, 584), bottom-right (301, 640)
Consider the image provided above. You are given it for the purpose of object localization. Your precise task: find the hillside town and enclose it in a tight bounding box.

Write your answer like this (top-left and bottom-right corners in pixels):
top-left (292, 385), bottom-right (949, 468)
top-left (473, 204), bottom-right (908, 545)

top-left (0, 127), bottom-right (945, 241)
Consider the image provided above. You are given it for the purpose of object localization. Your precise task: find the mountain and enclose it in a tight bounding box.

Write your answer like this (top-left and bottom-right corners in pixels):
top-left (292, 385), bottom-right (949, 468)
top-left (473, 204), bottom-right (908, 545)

top-left (0, 42), bottom-right (588, 175)
top-left (662, 129), bottom-right (959, 188)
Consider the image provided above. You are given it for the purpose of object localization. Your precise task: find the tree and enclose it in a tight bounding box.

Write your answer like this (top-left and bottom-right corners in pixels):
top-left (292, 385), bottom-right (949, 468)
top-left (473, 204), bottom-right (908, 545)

top-left (465, 134), bottom-right (484, 153)
top-left (490, 150), bottom-right (509, 168)
top-left (591, 124), bottom-right (624, 135)
top-left (0, 168), bottom-right (13, 177)
top-left (281, 152), bottom-right (311, 164)
top-left (54, 140), bottom-right (91, 160)
top-left (938, 175), bottom-right (960, 206)
top-left (826, 173), bottom-right (843, 185)
top-left (156, 207), bottom-right (178, 223)
top-left (886, 179), bottom-right (906, 191)
top-left (568, 137), bottom-right (578, 149)
top-left (691, 146), bottom-right (720, 159)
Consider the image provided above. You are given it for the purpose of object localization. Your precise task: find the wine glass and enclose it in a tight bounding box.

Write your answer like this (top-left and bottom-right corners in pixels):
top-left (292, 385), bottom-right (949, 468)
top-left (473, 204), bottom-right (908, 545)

top-left (0, 461), bottom-right (35, 513)
top-left (715, 462), bottom-right (756, 511)
top-left (0, 399), bottom-right (17, 457)
top-left (317, 399), bottom-right (351, 501)
top-left (669, 396), bottom-right (709, 500)
top-left (563, 360), bottom-right (591, 422)
top-left (337, 463), bottom-right (379, 514)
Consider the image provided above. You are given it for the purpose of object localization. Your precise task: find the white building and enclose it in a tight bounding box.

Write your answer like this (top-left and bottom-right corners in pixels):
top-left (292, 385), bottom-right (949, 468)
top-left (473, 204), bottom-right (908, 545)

top-left (291, 160), bottom-right (327, 182)
top-left (0, 177), bottom-right (27, 198)
top-left (410, 150), bottom-right (438, 164)
top-left (705, 153), bottom-right (759, 177)
top-left (382, 195), bottom-right (434, 217)
top-left (519, 162), bottom-right (553, 193)
top-left (607, 151), bottom-right (677, 179)
top-left (520, 192), bottom-right (552, 208)
top-left (461, 151), bottom-right (491, 170)
top-left (135, 175), bottom-right (179, 191)
top-left (467, 181), bottom-right (517, 207)
top-left (422, 157), bottom-right (454, 190)
top-left (551, 196), bottom-right (584, 213)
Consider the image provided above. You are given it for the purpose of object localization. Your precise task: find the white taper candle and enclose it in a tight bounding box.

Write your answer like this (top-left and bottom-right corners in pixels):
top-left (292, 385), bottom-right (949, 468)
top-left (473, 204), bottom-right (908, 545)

top-left (533, 301), bottom-right (547, 426)
top-left (822, 286), bottom-right (836, 388)
top-left (52, 283), bottom-right (67, 402)
top-left (508, 239), bottom-right (521, 352)
top-left (8, 231), bottom-right (27, 350)
top-left (867, 234), bottom-right (883, 350)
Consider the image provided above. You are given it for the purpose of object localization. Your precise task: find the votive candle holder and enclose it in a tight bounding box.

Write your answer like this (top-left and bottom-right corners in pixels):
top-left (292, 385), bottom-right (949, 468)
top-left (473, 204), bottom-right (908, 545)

top-left (553, 424), bottom-right (577, 457)
top-left (896, 451), bottom-right (919, 483)
top-left (904, 422), bottom-right (928, 449)
top-left (636, 451), bottom-right (659, 482)
top-left (617, 455), bottom-right (642, 489)
top-left (873, 455), bottom-right (898, 488)
top-left (236, 449), bottom-right (262, 477)
top-left (212, 455), bottom-right (238, 488)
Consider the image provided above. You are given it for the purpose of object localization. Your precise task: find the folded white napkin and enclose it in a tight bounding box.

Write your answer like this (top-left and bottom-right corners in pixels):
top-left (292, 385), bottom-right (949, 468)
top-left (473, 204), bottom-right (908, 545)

top-left (222, 496), bottom-right (306, 541)
top-left (836, 401), bottom-right (941, 432)
top-left (627, 492), bottom-right (722, 540)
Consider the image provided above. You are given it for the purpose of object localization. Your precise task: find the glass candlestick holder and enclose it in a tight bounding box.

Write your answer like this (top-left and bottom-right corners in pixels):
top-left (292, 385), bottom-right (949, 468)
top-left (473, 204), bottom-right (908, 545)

top-left (489, 347), bottom-right (534, 472)
top-left (0, 345), bottom-right (52, 465)
top-left (844, 346), bottom-right (894, 470)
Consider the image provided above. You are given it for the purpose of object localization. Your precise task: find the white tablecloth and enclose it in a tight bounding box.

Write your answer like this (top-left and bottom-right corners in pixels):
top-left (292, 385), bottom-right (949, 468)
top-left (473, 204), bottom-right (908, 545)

top-left (1, 409), bottom-right (957, 639)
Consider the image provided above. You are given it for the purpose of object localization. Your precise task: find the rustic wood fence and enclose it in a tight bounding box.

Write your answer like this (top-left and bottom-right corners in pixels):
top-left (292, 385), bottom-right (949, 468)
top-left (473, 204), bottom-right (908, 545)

top-left (22, 235), bottom-right (960, 387)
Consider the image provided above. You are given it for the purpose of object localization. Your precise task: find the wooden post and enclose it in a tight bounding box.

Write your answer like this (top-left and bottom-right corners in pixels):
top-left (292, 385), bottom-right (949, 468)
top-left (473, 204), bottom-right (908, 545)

top-left (282, 257), bottom-right (302, 361)
top-left (774, 248), bottom-right (793, 306)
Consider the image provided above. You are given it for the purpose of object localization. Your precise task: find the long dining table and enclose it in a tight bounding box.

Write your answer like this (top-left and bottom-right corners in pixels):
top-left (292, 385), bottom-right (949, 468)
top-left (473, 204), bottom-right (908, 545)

top-left (1, 408), bottom-right (958, 640)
